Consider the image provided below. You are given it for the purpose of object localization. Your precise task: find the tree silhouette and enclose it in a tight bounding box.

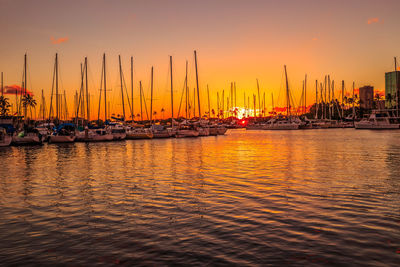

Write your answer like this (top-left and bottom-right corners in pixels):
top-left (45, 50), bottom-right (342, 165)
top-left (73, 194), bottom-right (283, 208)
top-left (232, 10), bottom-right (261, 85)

top-left (22, 95), bottom-right (37, 119)
top-left (0, 96), bottom-right (11, 116)
top-left (161, 108), bottom-right (165, 119)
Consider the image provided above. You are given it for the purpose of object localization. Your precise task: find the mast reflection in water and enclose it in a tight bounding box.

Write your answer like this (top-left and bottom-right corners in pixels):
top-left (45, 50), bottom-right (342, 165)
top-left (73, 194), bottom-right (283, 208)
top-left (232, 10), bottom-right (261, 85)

top-left (0, 129), bottom-right (399, 266)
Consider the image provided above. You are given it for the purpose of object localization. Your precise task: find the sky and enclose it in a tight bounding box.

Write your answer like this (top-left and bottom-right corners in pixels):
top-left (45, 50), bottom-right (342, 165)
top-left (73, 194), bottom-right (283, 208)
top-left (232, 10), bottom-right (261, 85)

top-left (1, 0), bottom-right (400, 119)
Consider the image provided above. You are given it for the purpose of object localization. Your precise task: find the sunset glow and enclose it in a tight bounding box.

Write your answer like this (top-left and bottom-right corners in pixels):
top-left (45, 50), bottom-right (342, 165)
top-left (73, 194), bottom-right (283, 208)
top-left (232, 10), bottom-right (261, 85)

top-left (1, 0), bottom-right (400, 119)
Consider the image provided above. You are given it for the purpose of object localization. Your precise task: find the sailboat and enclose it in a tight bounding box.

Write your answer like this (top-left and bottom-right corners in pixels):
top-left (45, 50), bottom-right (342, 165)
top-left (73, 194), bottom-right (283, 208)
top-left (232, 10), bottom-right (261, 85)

top-left (126, 126), bottom-right (154, 139)
top-left (109, 55), bottom-right (129, 141)
top-left (110, 123), bottom-right (127, 140)
top-left (125, 79), bottom-right (154, 140)
top-left (167, 55), bottom-right (177, 137)
top-left (76, 54), bottom-right (113, 142)
top-left (249, 66), bottom-right (300, 130)
top-left (12, 54), bottom-right (43, 145)
top-left (175, 122), bottom-right (199, 138)
top-left (147, 65), bottom-right (173, 139)
top-left (49, 123), bottom-right (77, 143)
top-left (355, 111), bottom-right (399, 129)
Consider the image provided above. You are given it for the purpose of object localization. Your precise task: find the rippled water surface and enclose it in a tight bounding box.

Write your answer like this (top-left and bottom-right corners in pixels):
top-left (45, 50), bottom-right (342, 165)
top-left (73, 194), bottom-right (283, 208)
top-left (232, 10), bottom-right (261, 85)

top-left (0, 129), bottom-right (399, 266)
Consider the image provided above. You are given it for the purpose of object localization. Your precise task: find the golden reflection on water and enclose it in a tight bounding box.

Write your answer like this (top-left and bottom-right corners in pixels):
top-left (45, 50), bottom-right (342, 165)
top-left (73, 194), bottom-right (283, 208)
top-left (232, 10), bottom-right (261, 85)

top-left (0, 129), bottom-right (399, 265)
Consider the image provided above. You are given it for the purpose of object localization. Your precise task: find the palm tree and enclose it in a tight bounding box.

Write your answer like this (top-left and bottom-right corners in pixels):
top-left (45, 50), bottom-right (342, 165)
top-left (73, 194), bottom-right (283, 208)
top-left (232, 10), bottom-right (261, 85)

top-left (22, 94), bottom-right (37, 119)
top-left (0, 96), bottom-right (11, 116)
top-left (161, 108), bottom-right (165, 119)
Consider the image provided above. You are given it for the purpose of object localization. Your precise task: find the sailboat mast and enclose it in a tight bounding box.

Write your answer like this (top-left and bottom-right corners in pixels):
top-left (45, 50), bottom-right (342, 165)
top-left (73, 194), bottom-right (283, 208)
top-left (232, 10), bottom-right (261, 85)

top-left (304, 74), bottom-right (307, 114)
top-left (395, 57), bottom-right (399, 116)
top-left (341, 80), bottom-right (344, 118)
top-left (185, 60), bottom-right (188, 119)
top-left (244, 92), bottom-right (246, 116)
top-left (271, 93), bottom-right (274, 115)
top-left (97, 59), bottom-right (103, 122)
top-left (253, 94), bottom-right (256, 117)
top-left (55, 53), bottom-right (58, 120)
top-left (352, 81), bottom-right (355, 121)
top-left (150, 67), bottom-right (153, 123)
top-left (170, 56), bottom-right (174, 120)
top-left (328, 75), bottom-right (331, 119)
top-left (103, 53), bottom-right (107, 121)
top-left (64, 90), bottom-right (68, 119)
top-left (230, 82), bottom-right (233, 117)
top-left (207, 84), bottom-right (210, 119)
top-left (193, 88), bottom-right (196, 117)
top-left (140, 81), bottom-right (143, 121)
top-left (194, 50), bottom-right (201, 119)
top-left (234, 82), bottom-right (237, 109)
top-left (247, 96), bottom-right (250, 116)
top-left (119, 55), bottom-right (126, 120)
top-left (85, 57), bottom-right (89, 122)
top-left (226, 96), bottom-right (229, 118)
top-left (131, 57), bottom-right (134, 122)
top-left (284, 65), bottom-right (290, 117)
top-left (315, 80), bottom-right (318, 119)
top-left (76, 63), bottom-right (84, 122)
top-left (263, 92), bottom-right (265, 117)
top-left (24, 54), bottom-right (27, 112)
top-left (256, 79), bottom-right (261, 117)
top-left (332, 80), bottom-right (335, 117)
top-left (217, 92), bottom-right (220, 119)
top-left (41, 89), bottom-right (45, 120)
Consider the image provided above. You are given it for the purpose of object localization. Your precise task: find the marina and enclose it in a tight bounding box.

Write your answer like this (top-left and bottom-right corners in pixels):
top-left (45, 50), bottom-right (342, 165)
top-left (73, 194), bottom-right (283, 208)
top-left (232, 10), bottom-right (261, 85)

top-left (1, 0), bottom-right (400, 266)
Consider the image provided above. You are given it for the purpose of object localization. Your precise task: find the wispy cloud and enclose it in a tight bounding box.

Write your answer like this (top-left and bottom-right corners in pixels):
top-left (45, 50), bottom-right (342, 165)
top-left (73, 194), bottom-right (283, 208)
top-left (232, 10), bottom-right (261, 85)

top-left (367, 17), bottom-right (382, 25)
top-left (4, 85), bottom-right (33, 96)
top-left (50, 36), bottom-right (69, 44)
top-left (312, 37), bottom-right (318, 41)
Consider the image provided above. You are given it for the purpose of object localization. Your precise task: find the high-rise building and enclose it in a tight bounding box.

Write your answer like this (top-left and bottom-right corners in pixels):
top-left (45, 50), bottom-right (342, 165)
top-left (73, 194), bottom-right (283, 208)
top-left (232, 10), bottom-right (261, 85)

top-left (384, 71), bottom-right (400, 108)
top-left (359, 85), bottom-right (374, 110)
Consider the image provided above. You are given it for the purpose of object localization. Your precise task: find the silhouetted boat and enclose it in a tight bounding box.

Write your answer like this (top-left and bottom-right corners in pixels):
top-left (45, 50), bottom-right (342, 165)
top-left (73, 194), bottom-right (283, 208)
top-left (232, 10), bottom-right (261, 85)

top-left (126, 127), bottom-right (154, 139)
top-left (176, 124), bottom-right (199, 138)
top-left (110, 124), bottom-right (127, 140)
top-left (12, 128), bottom-right (43, 145)
top-left (151, 124), bottom-right (172, 138)
top-left (355, 111), bottom-right (399, 129)
top-left (49, 123), bottom-right (76, 143)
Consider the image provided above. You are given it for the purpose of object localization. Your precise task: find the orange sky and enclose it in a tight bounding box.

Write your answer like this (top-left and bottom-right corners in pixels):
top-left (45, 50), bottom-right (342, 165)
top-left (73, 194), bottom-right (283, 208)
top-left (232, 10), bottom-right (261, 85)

top-left (1, 0), bottom-right (400, 119)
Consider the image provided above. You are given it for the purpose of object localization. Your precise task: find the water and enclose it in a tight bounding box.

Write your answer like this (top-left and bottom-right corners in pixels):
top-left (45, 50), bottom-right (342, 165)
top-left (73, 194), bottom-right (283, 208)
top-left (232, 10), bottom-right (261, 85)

top-left (0, 129), bottom-right (399, 266)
